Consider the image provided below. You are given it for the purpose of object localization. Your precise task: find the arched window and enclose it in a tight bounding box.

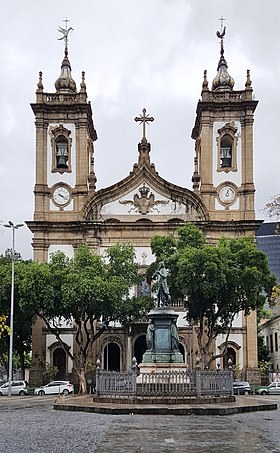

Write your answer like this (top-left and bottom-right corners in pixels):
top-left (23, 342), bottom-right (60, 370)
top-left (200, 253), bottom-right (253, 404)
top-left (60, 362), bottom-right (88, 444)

top-left (220, 134), bottom-right (233, 168)
top-left (217, 122), bottom-right (238, 172)
top-left (56, 135), bottom-right (69, 168)
top-left (51, 125), bottom-right (72, 173)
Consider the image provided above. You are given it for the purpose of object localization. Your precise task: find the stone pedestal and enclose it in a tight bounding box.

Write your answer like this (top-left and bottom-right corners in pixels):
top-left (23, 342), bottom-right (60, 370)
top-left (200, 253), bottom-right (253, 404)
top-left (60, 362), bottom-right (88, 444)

top-left (141, 307), bottom-right (184, 365)
top-left (138, 362), bottom-right (187, 378)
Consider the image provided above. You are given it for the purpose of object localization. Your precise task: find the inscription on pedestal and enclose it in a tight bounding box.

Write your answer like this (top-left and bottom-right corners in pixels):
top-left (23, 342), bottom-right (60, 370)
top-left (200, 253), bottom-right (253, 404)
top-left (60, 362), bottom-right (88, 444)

top-left (155, 328), bottom-right (170, 350)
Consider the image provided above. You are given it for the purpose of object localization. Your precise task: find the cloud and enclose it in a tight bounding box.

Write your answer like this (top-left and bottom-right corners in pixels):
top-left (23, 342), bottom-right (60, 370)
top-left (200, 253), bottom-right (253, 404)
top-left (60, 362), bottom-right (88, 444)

top-left (1, 0), bottom-right (280, 259)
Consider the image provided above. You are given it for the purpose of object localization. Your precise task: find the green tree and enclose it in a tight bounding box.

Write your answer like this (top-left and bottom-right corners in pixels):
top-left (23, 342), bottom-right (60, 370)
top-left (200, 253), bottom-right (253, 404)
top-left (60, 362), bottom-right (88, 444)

top-left (263, 194), bottom-right (280, 221)
top-left (149, 223), bottom-right (276, 368)
top-left (0, 314), bottom-right (9, 338)
top-left (0, 252), bottom-right (33, 376)
top-left (19, 244), bottom-right (149, 393)
top-left (257, 334), bottom-right (270, 364)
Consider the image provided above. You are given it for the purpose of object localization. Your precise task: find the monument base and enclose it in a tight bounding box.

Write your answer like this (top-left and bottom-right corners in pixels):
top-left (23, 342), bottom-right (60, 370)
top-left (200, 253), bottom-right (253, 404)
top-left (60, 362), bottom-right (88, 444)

top-left (137, 362), bottom-right (187, 382)
top-left (142, 350), bottom-right (184, 363)
top-left (143, 306), bottom-right (184, 363)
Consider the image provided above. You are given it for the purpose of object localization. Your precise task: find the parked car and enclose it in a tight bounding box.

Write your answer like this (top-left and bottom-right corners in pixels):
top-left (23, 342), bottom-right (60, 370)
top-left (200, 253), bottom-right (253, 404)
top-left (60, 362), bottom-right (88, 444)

top-left (34, 380), bottom-right (74, 396)
top-left (232, 381), bottom-right (252, 395)
top-left (255, 382), bottom-right (280, 395)
top-left (0, 380), bottom-right (28, 396)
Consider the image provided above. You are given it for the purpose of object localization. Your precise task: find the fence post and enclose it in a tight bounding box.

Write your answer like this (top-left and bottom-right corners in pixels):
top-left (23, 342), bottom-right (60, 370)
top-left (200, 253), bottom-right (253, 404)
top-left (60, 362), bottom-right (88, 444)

top-left (195, 357), bottom-right (201, 398)
top-left (131, 357), bottom-right (138, 399)
top-left (228, 359), bottom-right (233, 395)
top-left (96, 359), bottom-right (101, 397)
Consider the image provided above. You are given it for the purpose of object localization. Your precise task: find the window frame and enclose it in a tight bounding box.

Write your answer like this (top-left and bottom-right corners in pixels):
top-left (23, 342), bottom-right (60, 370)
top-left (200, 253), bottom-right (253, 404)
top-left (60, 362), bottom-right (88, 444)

top-left (51, 125), bottom-right (72, 174)
top-left (216, 122), bottom-right (238, 173)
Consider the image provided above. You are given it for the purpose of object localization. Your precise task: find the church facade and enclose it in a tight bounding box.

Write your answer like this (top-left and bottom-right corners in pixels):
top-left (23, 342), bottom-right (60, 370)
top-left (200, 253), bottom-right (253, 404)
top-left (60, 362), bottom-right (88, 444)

top-left (27, 28), bottom-right (262, 385)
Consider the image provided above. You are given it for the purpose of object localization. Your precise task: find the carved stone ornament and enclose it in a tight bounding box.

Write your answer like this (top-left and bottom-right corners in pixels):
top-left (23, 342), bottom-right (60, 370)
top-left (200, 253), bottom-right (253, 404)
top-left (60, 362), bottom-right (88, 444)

top-left (119, 183), bottom-right (168, 215)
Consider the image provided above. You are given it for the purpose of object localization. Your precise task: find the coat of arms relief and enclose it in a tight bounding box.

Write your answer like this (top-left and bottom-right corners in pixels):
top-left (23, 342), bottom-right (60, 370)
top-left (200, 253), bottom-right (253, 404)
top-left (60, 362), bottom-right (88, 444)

top-left (119, 183), bottom-right (169, 215)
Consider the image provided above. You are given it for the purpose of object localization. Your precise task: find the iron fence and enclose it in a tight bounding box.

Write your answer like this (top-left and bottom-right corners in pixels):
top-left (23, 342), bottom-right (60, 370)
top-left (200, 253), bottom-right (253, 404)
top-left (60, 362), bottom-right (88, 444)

top-left (95, 360), bottom-right (233, 399)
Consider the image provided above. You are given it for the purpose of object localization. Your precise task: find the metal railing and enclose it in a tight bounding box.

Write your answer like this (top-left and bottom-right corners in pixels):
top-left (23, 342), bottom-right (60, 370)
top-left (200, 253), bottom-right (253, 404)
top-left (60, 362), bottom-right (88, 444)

top-left (95, 359), bottom-right (233, 399)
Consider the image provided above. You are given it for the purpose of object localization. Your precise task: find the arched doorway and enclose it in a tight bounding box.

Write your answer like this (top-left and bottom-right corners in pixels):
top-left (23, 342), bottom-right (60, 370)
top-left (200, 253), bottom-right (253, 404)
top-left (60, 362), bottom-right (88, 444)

top-left (53, 348), bottom-right (66, 380)
top-left (179, 343), bottom-right (185, 362)
top-left (223, 347), bottom-right (237, 369)
top-left (134, 335), bottom-right (147, 365)
top-left (103, 343), bottom-right (120, 371)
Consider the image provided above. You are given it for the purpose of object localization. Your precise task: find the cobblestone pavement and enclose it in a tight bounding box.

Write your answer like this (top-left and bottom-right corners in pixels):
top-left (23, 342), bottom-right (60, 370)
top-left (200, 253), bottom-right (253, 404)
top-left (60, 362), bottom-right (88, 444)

top-left (1, 397), bottom-right (280, 452)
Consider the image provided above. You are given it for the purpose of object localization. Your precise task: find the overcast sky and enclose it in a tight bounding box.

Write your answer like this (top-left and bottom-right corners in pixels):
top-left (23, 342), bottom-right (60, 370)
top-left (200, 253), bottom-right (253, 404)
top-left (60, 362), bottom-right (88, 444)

top-left (0, 0), bottom-right (279, 259)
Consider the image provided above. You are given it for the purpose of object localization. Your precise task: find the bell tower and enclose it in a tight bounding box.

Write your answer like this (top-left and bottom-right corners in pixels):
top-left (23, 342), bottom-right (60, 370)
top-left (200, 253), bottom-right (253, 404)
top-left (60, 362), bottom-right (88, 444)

top-left (191, 25), bottom-right (258, 222)
top-left (30, 24), bottom-right (97, 261)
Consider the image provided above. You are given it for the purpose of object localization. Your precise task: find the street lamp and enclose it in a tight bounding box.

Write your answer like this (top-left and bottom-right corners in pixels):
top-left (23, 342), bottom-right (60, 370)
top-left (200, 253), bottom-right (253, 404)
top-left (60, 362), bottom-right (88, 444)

top-left (3, 221), bottom-right (24, 397)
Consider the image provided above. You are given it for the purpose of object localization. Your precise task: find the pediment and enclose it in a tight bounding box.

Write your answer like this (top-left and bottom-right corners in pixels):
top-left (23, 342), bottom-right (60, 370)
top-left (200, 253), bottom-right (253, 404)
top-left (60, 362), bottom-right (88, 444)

top-left (83, 165), bottom-right (208, 222)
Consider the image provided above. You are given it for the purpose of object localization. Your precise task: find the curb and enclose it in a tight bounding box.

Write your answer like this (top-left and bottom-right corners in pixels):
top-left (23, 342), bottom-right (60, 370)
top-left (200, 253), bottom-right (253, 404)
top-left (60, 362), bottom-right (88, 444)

top-left (53, 401), bottom-right (277, 416)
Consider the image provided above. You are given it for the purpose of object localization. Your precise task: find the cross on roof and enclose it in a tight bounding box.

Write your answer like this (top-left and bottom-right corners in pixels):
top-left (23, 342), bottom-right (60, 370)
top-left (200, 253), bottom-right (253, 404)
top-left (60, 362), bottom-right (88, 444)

top-left (58, 18), bottom-right (73, 48)
top-left (219, 15), bottom-right (225, 33)
top-left (134, 108), bottom-right (154, 141)
top-left (63, 17), bottom-right (70, 28)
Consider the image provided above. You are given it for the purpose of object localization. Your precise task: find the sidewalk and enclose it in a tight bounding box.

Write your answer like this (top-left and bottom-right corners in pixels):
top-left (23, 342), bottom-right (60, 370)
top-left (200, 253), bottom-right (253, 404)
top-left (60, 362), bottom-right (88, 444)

top-left (53, 394), bottom-right (278, 416)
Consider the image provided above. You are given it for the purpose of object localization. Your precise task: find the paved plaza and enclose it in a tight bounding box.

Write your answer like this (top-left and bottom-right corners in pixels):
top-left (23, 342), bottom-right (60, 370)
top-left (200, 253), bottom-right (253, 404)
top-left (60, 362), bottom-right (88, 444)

top-left (1, 396), bottom-right (280, 452)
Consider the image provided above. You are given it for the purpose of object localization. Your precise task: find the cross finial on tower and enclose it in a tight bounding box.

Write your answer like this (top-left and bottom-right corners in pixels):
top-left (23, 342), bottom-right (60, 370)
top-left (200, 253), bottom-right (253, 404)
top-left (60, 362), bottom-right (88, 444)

top-left (63, 17), bottom-right (70, 28)
top-left (219, 15), bottom-right (225, 34)
top-left (134, 108), bottom-right (154, 141)
top-left (216, 16), bottom-right (226, 44)
top-left (57, 18), bottom-right (74, 49)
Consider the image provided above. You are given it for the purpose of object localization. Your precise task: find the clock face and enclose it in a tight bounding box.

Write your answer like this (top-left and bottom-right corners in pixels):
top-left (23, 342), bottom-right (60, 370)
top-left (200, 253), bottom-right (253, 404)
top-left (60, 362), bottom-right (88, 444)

top-left (219, 185), bottom-right (236, 204)
top-left (53, 186), bottom-right (71, 206)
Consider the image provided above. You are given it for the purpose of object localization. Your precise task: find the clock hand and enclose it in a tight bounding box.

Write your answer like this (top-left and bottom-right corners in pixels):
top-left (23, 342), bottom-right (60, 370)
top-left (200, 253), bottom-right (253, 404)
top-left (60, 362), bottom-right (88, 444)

top-left (58, 193), bottom-right (66, 199)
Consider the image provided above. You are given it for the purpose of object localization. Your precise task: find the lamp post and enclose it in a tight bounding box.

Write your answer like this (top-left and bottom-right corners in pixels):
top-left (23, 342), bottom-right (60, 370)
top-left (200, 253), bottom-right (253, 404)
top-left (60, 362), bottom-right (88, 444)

top-left (4, 221), bottom-right (24, 397)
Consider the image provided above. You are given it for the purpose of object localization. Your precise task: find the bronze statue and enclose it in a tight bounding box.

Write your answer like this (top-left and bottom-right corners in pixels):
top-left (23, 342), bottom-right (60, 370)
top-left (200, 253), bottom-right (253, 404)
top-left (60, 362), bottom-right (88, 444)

top-left (154, 261), bottom-right (170, 307)
top-left (146, 319), bottom-right (154, 350)
top-left (171, 319), bottom-right (179, 351)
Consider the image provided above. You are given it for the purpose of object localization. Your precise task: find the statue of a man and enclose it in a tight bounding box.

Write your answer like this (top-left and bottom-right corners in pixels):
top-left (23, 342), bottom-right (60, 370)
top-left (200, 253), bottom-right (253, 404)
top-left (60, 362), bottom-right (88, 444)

top-left (154, 261), bottom-right (170, 307)
top-left (146, 319), bottom-right (154, 350)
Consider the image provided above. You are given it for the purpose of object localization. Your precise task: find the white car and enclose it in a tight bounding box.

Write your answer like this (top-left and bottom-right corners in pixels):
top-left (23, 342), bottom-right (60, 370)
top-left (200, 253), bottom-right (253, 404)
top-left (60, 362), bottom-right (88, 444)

top-left (0, 380), bottom-right (28, 396)
top-left (256, 382), bottom-right (280, 395)
top-left (34, 380), bottom-right (74, 396)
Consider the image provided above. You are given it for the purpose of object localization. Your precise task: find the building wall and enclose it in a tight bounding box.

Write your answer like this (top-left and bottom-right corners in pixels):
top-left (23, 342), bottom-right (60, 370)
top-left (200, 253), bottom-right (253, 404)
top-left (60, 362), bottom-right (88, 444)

top-left (260, 316), bottom-right (280, 371)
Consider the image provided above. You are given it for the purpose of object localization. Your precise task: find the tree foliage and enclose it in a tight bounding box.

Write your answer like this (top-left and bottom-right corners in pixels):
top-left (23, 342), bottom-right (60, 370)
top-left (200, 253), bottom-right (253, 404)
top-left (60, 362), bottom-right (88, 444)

top-left (148, 223), bottom-right (276, 368)
top-left (0, 314), bottom-right (9, 338)
top-left (263, 194), bottom-right (280, 220)
top-left (257, 334), bottom-right (270, 365)
top-left (19, 244), bottom-right (150, 393)
top-left (0, 253), bottom-right (33, 375)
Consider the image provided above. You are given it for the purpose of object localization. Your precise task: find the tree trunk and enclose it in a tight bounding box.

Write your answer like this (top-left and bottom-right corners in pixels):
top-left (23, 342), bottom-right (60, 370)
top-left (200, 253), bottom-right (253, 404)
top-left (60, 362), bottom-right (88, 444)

top-left (19, 348), bottom-right (25, 377)
top-left (76, 366), bottom-right (87, 394)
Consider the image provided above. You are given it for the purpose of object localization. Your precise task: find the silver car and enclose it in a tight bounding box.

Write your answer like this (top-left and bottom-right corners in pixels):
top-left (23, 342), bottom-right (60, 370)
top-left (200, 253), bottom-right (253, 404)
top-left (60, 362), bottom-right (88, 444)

top-left (0, 380), bottom-right (28, 396)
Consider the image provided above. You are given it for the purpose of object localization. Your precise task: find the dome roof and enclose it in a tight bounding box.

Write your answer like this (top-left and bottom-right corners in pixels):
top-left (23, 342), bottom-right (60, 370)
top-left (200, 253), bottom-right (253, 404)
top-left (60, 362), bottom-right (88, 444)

top-left (212, 29), bottom-right (234, 91)
top-left (54, 48), bottom-right (77, 93)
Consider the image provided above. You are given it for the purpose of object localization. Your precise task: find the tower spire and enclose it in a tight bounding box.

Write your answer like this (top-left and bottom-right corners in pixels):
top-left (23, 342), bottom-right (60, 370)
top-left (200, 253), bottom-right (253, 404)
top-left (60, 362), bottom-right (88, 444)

top-left (55, 20), bottom-right (76, 93)
top-left (57, 18), bottom-right (73, 52)
top-left (212, 17), bottom-right (234, 91)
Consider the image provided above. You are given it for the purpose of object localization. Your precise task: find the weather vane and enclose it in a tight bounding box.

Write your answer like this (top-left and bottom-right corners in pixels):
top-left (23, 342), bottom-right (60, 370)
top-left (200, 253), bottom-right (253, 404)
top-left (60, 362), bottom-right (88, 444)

top-left (58, 18), bottom-right (74, 47)
top-left (134, 108), bottom-right (154, 141)
top-left (216, 15), bottom-right (226, 40)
